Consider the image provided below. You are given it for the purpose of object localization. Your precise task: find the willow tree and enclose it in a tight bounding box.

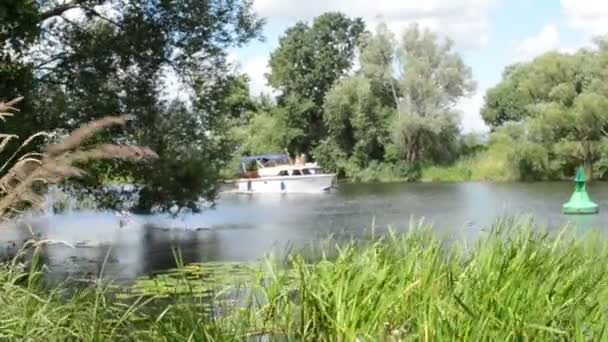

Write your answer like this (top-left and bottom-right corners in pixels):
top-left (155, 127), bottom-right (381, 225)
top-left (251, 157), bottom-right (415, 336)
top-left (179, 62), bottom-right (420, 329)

top-left (312, 23), bottom-right (397, 174)
top-left (392, 24), bottom-right (476, 164)
top-left (314, 23), bottom-right (474, 176)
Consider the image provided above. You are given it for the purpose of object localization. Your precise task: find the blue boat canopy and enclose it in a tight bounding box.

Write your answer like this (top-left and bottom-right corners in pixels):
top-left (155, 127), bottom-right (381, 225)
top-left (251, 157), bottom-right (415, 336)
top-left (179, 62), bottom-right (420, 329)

top-left (238, 154), bottom-right (290, 174)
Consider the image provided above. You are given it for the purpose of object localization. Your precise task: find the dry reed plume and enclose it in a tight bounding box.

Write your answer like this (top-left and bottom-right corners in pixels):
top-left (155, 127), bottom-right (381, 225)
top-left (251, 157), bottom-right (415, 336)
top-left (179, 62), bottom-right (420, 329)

top-left (0, 97), bottom-right (157, 218)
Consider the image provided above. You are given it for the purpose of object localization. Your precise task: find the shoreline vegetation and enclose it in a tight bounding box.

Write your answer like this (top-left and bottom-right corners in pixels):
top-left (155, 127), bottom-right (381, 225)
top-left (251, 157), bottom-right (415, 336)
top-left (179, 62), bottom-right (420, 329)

top-left (3, 218), bottom-right (608, 340)
top-left (3, 2), bottom-right (608, 213)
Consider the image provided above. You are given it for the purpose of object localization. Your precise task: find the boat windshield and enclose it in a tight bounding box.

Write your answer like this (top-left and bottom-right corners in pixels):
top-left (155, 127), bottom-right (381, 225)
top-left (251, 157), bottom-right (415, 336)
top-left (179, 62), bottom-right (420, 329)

top-left (303, 167), bottom-right (323, 175)
top-left (273, 167), bottom-right (325, 177)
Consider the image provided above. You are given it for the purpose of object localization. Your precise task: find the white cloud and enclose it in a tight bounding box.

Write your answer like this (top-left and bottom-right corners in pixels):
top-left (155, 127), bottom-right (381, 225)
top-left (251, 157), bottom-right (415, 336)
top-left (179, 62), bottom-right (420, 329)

top-left (253, 0), bottom-right (497, 49)
top-left (159, 66), bottom-right (194, 103)
top-left (241, 55), bottom-right (274, 96)
top-left (514, 24), bottom-right (561, 61)
top-left (512, 23), bottom-right (593, 63)
top-left (561, 0), bottom-right (608, 36)
top-left (457, 90), bottom-right (489, 133)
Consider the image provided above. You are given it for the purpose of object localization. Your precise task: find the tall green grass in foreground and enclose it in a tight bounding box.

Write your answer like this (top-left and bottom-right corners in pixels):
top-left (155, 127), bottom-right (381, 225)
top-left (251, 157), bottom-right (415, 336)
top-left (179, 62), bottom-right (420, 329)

top-left (3, 218), bottom-right (608, 341)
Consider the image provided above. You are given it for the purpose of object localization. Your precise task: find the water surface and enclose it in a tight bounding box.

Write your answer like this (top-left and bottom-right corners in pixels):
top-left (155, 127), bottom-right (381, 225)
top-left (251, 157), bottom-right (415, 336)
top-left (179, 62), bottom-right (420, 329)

top-left (2, 182), bottom-right (607, 281)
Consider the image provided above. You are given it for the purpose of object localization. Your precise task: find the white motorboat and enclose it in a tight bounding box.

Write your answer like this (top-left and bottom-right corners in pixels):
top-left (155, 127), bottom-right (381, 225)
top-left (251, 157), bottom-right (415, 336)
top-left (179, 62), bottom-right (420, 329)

top-left (236, 154), bottom-right (337, 193)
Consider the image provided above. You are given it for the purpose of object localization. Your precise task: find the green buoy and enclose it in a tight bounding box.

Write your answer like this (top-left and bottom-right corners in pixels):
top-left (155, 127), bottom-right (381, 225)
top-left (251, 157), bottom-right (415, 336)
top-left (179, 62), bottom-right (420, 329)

top-left (563, 167), bottom-right (598, 215)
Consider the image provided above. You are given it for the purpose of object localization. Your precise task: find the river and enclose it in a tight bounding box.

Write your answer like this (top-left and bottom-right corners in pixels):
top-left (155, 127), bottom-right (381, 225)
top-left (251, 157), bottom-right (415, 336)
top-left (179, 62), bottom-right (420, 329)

top-left (1, 181), bottom-right (607, 282)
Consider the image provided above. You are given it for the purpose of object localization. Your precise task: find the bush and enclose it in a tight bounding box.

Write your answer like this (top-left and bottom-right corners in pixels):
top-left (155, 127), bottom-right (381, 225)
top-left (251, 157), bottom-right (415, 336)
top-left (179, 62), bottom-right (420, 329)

top-left (349, 161), bottom-right (420, 183)
top-left (312, 139), bottom-right (348, 176)
top-left (421, 150), bottom-right (519, 183)
top-left (421, 158), bottom-right (474, 182)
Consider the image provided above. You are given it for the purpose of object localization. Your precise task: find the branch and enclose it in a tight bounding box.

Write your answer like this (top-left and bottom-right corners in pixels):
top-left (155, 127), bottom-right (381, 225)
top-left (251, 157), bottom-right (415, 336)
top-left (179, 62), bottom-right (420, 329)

top-left (58, 14), bottom-right (87, 33)
top-left (33, 53), bottom-right (69, 70)
top-left (39, 1), bottom-right (86, 22)
top-left (83, 6), bottom-right (122, 29)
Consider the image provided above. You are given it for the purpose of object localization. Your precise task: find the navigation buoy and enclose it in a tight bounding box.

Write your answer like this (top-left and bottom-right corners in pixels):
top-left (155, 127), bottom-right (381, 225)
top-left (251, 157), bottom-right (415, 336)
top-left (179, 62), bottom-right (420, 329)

top-left (563, 167), bottom-right (598, 215)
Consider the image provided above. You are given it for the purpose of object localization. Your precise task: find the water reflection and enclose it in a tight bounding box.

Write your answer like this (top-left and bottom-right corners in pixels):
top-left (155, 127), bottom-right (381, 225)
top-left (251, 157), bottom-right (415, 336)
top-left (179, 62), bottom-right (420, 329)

top-left (1, 181), bottom-right (608, 281)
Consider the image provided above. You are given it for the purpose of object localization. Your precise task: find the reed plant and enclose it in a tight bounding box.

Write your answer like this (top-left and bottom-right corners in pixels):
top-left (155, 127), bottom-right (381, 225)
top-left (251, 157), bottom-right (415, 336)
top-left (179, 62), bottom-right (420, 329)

top-left (0, 97), bottom-right (157, 218)
top-left (251, 218), bottom-right (608, 340)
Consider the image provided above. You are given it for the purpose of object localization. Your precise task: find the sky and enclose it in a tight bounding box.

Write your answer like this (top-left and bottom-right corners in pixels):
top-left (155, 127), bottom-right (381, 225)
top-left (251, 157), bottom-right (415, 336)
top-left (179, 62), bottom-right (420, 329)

top-left (228, 0), bottom-right (608, 133)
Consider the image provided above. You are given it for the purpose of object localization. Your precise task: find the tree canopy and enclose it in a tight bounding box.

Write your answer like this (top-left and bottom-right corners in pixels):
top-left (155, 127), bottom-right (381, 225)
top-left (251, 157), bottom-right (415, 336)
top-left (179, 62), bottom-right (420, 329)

top-left (480, 38), bottom-right (608, 179)
top-left (310, 23), bottom-right (475, 180)
top-left (266, 12), bottom-right (365, 154)
top-left (393, 24), bottom-right (475, 164)
top-left (1, 0), bottom-right (263, 212)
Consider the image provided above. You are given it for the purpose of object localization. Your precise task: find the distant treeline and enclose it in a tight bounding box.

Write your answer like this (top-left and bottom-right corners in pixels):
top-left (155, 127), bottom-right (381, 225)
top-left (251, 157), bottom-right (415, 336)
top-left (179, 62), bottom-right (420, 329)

top-left (229, 13), bottom-right (608, 183)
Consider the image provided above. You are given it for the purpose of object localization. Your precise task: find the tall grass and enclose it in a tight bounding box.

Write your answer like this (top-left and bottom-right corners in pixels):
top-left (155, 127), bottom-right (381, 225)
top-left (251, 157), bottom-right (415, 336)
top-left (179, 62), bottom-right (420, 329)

top-left (421, 157), bottom-right (475, 182)
top-left (3, 218), bottom-right (608, 340)
top-left (251, 219), bottom-right (608, 340)
top-left (422, 151), bottom-right (519, 182)
top-left (0, 97), bottom-right (156, 218)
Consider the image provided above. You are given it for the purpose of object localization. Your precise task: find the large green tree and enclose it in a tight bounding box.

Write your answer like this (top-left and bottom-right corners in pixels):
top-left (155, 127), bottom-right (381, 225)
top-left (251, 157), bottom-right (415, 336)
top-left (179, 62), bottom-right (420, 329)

top-left (266, 12), bottom-right (365, 154)
top-left (393, 24), bottom-right (475, 164)
top-left (481, 38), bottom-right (608, 179)
top-left (0, 0), bottom-right (263, 212)
top-left (314, 23), bottom-right (474, 179)
top-left (358, 22), bottom-right (400, 109)
top-left (480, 64), bottom-right (532, 129)
top-left (313, 24), bottom-right (397, 174)
top-left (318, 75), bottom-right (392, 171)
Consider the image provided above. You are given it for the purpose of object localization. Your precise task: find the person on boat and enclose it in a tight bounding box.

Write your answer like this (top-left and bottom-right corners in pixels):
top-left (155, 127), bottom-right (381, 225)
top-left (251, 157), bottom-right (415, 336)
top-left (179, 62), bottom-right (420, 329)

top-left (115, 210), bottom-right (134, 228)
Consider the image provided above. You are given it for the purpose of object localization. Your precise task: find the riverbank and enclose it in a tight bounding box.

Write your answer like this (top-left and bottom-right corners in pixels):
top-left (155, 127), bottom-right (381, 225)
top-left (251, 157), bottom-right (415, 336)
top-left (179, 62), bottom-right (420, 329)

top-left (3, 218), bottom-right (608, 340)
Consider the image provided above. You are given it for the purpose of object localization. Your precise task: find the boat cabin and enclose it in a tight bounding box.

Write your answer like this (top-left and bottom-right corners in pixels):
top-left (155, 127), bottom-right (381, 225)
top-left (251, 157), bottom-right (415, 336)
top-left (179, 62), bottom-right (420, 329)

top-left (276, 166), bottom-right (325, 177)
top-left (255, 163), bottom-right (326, 178)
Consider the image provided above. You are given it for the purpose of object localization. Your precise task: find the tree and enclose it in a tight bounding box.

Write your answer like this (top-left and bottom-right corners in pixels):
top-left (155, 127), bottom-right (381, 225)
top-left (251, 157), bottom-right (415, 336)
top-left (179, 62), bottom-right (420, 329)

top-left (312, 23), bottom-right (399, 175)
top-left (319, 75), bottom-right (391, 170)
top-left (359, 22), bottom-right (400, 109)
top-left (0, 0), bottom-right (264, 212)
top-left (481, 64), bottom-right (532, 129)
top-left (266, 12), bottom-right (365, 153)
top-left (481, 38), bottom-right (608, 179)
top-left (312, 22), bottom-right (474, 180)
top-left (393, 24), bottom-right (475, 164)
top-left (232, 106), bottom-right (305, 157)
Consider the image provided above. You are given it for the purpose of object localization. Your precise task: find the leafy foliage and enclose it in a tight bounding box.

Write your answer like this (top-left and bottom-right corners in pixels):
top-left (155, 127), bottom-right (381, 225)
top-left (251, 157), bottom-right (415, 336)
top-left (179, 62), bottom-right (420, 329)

top-left (319, 75), bottom-right (392, 170)
top-left (232, 106), bottom-right (305, 157)
top-left (0, 0), bottom-right (264, 212)
top-left (481, 38), bottom-right (608, 179)
top-left (311, 22), bottom-right (474, 180)
top-left (266, 12), bottom-right (365, 153)
top-left (393, 24), bottom-right (475, 164)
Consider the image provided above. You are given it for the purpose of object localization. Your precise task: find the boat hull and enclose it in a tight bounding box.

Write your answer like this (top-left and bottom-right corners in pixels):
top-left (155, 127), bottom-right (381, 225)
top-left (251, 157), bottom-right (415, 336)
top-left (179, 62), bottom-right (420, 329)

top-left (237, 174), bottom-right (337, 193)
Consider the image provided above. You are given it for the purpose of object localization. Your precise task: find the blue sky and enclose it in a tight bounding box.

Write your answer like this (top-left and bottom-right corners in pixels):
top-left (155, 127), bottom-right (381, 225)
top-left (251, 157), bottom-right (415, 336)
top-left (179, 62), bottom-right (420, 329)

top-left (230, 0), bottom-right (608, 133)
